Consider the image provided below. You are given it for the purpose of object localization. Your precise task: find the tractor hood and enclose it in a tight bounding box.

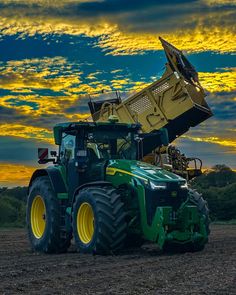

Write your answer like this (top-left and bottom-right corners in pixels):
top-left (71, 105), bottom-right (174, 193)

top-left (106, 160), bottom-right (185, 184)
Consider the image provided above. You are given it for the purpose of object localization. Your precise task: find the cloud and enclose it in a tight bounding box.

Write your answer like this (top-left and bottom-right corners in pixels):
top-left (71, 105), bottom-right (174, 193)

top-left (0, 124), bottom-right (54, 144)
top-left (176, 137), bottom-right (236, 169)
top-left (0, 0), bottom-right (235, 55)
top-left (0, 163), bottom-right (36, 187)
top-left (202, 0), bottom-right (236, 6)
top-left (199, 69), bottom-right (236, 93)
top-left (182, 135), bottom-right (236, 150)
top-left (0, 57), bottom-right (82, 92)
top-left (0, 55), bottom-right (154, 127)
top-left (0, 57), bottom-right (110, 123)
top-left (0, 135), bottom-right (55, 165)
top-left (103, 27), bottom-right (236, 55)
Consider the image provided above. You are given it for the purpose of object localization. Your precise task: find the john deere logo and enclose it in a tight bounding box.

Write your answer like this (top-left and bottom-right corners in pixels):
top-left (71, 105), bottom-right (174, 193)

top-left (171, 191), bottom-right (177, 197)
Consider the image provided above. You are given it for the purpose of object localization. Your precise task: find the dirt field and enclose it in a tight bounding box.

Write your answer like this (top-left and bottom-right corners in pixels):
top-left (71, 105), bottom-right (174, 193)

top-left (0, 225), bottom-right (235, 295)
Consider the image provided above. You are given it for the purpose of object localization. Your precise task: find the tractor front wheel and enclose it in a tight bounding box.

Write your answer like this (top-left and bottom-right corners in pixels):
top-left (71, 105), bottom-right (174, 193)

top-left (72, 186), bottom-right (127, 254)
top-left (26, 176), bottom-right (71, 253)
top-left (188, 188), bottom-right (210, 235)
top-left (163, 189), bottom-right (210, 253)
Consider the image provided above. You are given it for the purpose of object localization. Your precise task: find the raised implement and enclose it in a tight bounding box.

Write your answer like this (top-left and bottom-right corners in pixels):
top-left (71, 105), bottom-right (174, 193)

top-left (89, 38), bottom-right (212, 143)
top-left (88, 38), bottom-right (213, 179)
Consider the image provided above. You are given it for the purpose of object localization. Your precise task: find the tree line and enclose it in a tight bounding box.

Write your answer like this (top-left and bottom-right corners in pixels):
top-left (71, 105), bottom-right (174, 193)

top-left (0, 164), bottom-right (235, 227)
top-left (191, 165), bottom-right (236, 221)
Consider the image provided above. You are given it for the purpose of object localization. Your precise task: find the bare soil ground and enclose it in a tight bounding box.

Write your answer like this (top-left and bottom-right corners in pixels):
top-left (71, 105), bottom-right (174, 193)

top-left (0, 225), bottom-right (235, 295)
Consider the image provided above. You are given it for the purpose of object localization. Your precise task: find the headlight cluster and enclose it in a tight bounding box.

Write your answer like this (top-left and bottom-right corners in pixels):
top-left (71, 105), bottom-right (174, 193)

top-left (148, 180), bottom-right (188, 190)
top-left (180, 181), bottom-right (188, 189)
top-left (149, 181), bottom-right (167, 190)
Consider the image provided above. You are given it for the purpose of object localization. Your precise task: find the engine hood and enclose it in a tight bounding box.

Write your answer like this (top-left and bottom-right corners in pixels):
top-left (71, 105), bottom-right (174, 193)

top-left (106, 160), bottom-right (185, 183)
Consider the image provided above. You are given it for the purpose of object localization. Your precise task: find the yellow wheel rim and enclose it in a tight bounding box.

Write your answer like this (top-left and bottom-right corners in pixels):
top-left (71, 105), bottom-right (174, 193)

top-left (77, 202), bottom-right (94, 244)
top-left (31, 195), bottom-right (46, 239)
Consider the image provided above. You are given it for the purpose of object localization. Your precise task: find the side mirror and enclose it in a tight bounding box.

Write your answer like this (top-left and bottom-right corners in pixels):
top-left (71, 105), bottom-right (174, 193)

top-left (50, 151), bottom-right (57, 157)
top-left (38, 148), bottom-right (57, 164)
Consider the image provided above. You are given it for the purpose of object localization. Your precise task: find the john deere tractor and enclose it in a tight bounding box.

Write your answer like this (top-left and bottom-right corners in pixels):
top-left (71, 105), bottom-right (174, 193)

top-left (27, 38), bottom-right (211, 254)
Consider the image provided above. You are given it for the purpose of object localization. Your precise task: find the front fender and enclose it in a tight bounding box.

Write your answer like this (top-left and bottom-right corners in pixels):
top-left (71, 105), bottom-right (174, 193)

top-left (72, 181), bottom-right (113, 205)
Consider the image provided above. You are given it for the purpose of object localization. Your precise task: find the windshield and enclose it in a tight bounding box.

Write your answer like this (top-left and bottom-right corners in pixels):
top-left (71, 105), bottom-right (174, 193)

top-left (87, 130), bottom-right (137, 160)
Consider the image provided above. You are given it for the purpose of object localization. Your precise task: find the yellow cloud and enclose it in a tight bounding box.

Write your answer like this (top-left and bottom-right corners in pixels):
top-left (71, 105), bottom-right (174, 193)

top-left (111, 69), bottom-right (123, 74)
top-left (202, 0), bottom-right (236, 6)
top-left (0, 5), bottom-right (235, 55)
top-left (199, 70), bottom-right (236, 92)
top-left (97, 26), bottom-right (236, 55)
top-left (0, 163), bottom-right (36, 187)
top-left (0, 56), bottom-right (118, 119)
top-left (0, 124), bottom-right (54, 144)
top-left (65, 113), bottom-right (90, 121)
top-left (0, 17), bottom-right (116, 38)
top-left (0, 57), bottom-right (82, 92)
top-left (1, 0), bottom-right (100, 4)
top-left (182, 135), bottom-right (236, 150)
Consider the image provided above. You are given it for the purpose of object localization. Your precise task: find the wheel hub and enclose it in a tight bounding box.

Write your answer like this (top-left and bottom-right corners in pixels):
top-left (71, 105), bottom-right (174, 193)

top-left (31, 195), bottom-right (46, 239)
top-left (77, 202), bottom-right (94, 244)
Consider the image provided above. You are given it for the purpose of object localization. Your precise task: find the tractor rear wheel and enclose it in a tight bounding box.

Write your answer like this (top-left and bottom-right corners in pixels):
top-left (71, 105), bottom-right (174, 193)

top-left (72, 186), bottom-right (127, 254)
top-left (186, 188), bottom-right (210, 252)
top-left (26, 176), bottom-right (71, 253)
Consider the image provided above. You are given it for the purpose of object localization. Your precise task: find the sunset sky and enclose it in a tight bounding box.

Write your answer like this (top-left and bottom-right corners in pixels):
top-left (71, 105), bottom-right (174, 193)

top-left (0, 0), bottom-right (235, 187)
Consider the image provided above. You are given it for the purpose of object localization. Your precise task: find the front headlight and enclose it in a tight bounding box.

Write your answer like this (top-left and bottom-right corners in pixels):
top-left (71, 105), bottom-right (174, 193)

top-left (149, 181), bottom-right (167, 190)
top-left (180, 181), bottom-right (188, 189)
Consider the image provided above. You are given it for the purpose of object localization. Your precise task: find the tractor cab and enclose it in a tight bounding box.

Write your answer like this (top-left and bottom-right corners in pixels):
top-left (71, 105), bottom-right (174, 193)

top-left (49, 120), bottom-right (168, 199)
top-left (52, 121), bottom-right (140, 198)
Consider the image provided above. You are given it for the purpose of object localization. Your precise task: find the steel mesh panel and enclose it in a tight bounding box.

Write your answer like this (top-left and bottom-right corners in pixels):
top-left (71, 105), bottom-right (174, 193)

top-left (152, 82), bottom-right (170, 97)
top-left (129, 95), bottom-right (152, 114)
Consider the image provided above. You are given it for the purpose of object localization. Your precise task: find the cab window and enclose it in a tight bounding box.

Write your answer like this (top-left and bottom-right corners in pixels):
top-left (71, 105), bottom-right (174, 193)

top-left (60, 133), bottom-right (76, 160)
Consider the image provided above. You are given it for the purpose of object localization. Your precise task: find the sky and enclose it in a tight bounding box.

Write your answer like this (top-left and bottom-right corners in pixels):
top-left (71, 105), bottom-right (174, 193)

top-left (0, 0), bottom-right (235, 187)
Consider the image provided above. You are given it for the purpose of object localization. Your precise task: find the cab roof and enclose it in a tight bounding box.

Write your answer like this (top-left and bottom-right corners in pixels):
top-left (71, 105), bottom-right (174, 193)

top-left (53, 121), bottom-right (141, 145)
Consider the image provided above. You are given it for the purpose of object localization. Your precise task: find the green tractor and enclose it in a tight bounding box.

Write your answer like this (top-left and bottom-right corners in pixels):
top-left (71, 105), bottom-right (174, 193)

top-left (27, 38), bottom-right (211, 254)
top-left (27, 119), bottom-right (210, 254)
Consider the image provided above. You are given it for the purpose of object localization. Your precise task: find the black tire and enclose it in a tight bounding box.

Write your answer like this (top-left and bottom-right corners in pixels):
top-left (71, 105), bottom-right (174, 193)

top-left (72, 186), bottom-right (127, 254)
top-left (163, 189), bottom-right (210, 253)
top-left (26, 176), bottom-right (72, 253)
top-left (188, 188), bottom-right (210, 235)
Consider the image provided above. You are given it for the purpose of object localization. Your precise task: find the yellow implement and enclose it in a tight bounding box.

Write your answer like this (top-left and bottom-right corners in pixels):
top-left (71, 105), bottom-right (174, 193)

top-left (89, 38), bottom-right (212, 144)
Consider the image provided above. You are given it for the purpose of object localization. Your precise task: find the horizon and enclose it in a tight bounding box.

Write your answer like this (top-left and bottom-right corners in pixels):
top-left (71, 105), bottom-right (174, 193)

top-left (0, 163), bottom-right (235, 189)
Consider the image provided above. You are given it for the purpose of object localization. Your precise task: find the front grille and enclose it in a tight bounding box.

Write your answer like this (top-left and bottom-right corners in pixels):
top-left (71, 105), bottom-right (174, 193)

top-left (145, 185), bottom-right (188, 225)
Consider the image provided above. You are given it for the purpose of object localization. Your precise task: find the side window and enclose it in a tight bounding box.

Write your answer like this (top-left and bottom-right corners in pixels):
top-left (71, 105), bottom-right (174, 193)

top-left (60, 133), bottom-right (76, 160)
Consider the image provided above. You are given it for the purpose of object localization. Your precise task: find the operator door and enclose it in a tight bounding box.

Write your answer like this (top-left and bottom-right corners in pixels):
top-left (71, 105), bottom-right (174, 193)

top-left (85, 143), bottom-right (107, 182)
top-left (60, 133), bottom-right (80, 200)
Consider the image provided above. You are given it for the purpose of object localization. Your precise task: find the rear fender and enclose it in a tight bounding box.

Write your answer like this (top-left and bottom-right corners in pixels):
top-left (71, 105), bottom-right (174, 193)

top-left (28, 168), bottom-right (68, 199)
